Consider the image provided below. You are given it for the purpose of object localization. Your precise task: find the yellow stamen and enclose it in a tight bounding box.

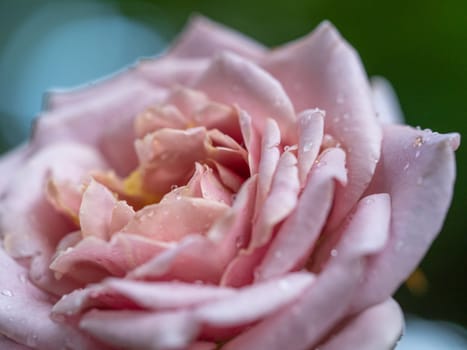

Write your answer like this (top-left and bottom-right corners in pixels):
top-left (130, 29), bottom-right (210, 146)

top-left (406, 268), bottom-right (428, 296)
top-left (122, 169), bottom-right (160, 206)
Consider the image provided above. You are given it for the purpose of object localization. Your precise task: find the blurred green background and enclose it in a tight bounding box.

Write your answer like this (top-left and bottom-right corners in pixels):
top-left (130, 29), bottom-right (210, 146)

top-left (1, 0), bottom-right (466, 328)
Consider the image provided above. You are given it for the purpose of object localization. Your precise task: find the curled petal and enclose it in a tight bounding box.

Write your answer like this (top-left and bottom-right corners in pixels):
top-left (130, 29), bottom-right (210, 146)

top-left (351, 125), bottom-right (460, 312)
top-left (257, 147), bottom-right (347, 280)
top-left (317, 299), bottom-right (404, 350)
top-left (169, 15), bottom-right (266, 60)
top-left (371, 76), bottom-right (404, 124)
top-left (195, 52), bottom-right (296, 144)
top-left (224, 194), bottom-right (390, 350)
top-left (263, 21), bottom-right (381, 230)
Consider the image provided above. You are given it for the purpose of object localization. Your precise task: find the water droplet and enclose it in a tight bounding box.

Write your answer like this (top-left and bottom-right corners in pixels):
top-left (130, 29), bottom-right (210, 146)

top-left (175, 195), bottom-right (182, 201)
top-left (18, 273), bottom-right (27, 283)
top-left (403, 163), bottom-right (410, 171)
top-left (1, 289), bottom-right (13, 297)
top-left (235, 236), bottom-right (244, 249)
top-left (303, 142), bottom-right (313, 153)
top-left (413, 136), bottom-right (424, 147)
top-left (146, 210), bottom-right (154, 218)
top-left (330, 249), bottom-right (338, 257)
top-left (364, 198), bottom-right (374, 205)
top-left (415, 150), bottom-right (421, 158)
top-left (170, 184), bottom-right (178, 191)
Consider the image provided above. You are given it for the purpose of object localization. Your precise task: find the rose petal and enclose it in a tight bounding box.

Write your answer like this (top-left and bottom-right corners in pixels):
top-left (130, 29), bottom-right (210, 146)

top-left (1, 143), bottom-right (106, 259)
top-left (223, 194), bottom-right (390, 350)
top-left (256, 147), bottom-right (347, 281)
top-left (351, 125), bottom-right (460, 312)
top-left (0, 335), bottom-right (33, 350)
top-left (263, 21), bottom-right (381, 230)
top-left (169, 15), bottom-right (266, 60)
top-left (0, 248), bottom-right (102, 350)
top-left (296, 108), bottom-right (325, 185)
top-left (50, 233), bottom-right (173, 283)
top-left (249, 151), bottom-right (299, 249)
top-left (371, 76), bottom-right (404, 124)
top-left (237, 108), bottom-right (261, 175)
top-left (53, 279), bottom-right (235, 317)
top-left (317, 299), bottom-right (403, 350)
top-left (195, 52), bottom-right (296, 143)
top-left (35, 80), bottom-right (163, 174)
top-left (134, 104), bottom-right (189, 138)
top-left (81, 310), bottom-right (199, 350)
top-left (80, 180), bottom-right (117, 240)
top-left (123, 197), bottom-right (229, 241)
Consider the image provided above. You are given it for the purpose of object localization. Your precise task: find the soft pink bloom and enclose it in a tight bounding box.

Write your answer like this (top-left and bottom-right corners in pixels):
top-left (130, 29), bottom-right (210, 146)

top-left (0, 17), bottom-right (460, 350)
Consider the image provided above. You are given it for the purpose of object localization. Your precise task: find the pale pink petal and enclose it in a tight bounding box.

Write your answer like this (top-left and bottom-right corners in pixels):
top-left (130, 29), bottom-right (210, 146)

top-left (351, 125), bottom-right (460, 312)
top-left (135, 127), bottom-right (210, 194)
top-left (50, 234), bottom-right (172, 283)
top-left (249, 151), bottom-right (299, 249)
top-left (128, 235), bottom-right (224, 284)
top-left (194, 102), bottom-right (242, 142)
top-left (134, 104), bottom-right (189, 138)
top-left (137, 57), bottom-right (208, 87)
top-left (263, 21), bottom-right (381, 230)
top-left (0, 248), bottom-right (103, 350)
top-left (194, 52), bottom-right (296, 143)
top-left (255, 119), bottom-right (281, 212)
top-left (34, 80), bottom-right (163, 174)
top-left (211, 162), bottom-right (244, 193)
top-left (195, 272), bottom-right (314, 328)
top-left (53, 279), bottom-right (235, 317)
top-left (223, 194), bottom-right (390, 350)
top-left (296, 109), bottom-right (325, 185)
top-left (123, 197), bottom-right (229, 241)
top-left (164, 86), bottom-right (209, 117)
top-left (0, 143), bottom-right (106, 259)
top-left (80, 180), bottom-right (117, 240)
top-left (237, 108), bottom-right (261, 174)
top-left (0, 335), bottom-right (33, 350)
top-left (220, 245), bottom-right (268, 288)
top-left (81, 310), bottom-right (199, 350)
top-left (44, 67), bottom-right (165, 111)
top-left (109, 200), bottom-right (135, 234)
top-left (371, 76), bottom-right (404, 124)
top-left (168, 15), bottom-right (266, 60)
top-left (318, 299), bottom-right (403, 350)
top-left (45, 179), bottom-right (83, 224)
top-left (199, 166), bottom-right (233, 205)
top-left (257, 148), bottom-right (347, 281)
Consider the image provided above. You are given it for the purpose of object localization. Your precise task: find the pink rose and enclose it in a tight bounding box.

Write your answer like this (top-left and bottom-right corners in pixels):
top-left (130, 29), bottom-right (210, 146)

top-left (0, 17), bottom-right (460, 350)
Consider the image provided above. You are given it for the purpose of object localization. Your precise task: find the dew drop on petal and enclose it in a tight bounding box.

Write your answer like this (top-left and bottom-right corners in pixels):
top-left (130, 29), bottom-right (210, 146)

top-left (413, 136), bottom-right (424, 147)
top-left (1, 289), bottom-right (13, 297)
top-left (278, 279), bottom-right (290, 290)
top-left (403, 163), bottom-right (410, 171)
top-left (303, 142), bottom-right (313, 153)
top-left (330, 249), bottom-right (338, 257)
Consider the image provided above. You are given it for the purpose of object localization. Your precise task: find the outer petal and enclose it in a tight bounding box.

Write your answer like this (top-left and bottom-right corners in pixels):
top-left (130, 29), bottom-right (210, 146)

top-left (351, 125), bottom-right (460, 312)
top-left (1, 142), bottom-right (107, 259)
top-left (168, 15), bottom-right (266, 60)
top-left (371, 76), bottom-right (404, 124)
top-left (263, 21), bottom-right (381, 230)
top-left (223, 194), bottom-right (390, 350)
top-left (318, 299), bottom-right (404, 350)
top-left (194, 52), bottom-right (297, 144)
top-left (0, 248), bottom-right (103, 350)
top-left (35, 80), bottom-right (163, 174)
